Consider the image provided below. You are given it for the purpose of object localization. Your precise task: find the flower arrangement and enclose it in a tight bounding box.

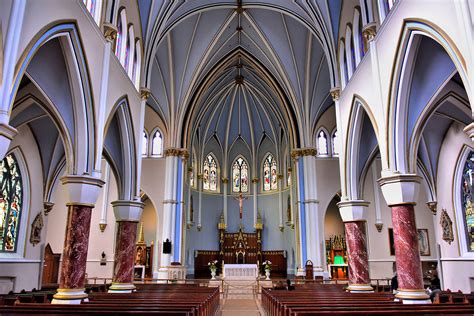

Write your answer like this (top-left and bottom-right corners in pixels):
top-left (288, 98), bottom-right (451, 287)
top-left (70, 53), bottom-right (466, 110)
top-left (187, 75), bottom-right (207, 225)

top-left (263, 260), bottom-right (272, 271)
top-left (208, 260), bottom-right (218, 272)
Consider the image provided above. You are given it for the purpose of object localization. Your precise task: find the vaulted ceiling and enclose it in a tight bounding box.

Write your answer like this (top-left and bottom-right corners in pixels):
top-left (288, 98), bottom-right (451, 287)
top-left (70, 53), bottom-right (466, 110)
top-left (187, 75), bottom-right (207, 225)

top-left (140, 1), bottom-right (339, 150)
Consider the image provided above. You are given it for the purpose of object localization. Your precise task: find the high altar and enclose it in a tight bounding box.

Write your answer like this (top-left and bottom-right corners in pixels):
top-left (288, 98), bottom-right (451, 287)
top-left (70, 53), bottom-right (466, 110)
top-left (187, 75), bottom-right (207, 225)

top-left (194, 213), bottom-right (287, 278)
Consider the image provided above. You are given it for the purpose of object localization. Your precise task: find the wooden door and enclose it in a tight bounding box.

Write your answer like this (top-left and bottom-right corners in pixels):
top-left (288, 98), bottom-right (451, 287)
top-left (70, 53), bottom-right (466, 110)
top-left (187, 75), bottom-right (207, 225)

top-left (42, 244), bottom-right (60, 285)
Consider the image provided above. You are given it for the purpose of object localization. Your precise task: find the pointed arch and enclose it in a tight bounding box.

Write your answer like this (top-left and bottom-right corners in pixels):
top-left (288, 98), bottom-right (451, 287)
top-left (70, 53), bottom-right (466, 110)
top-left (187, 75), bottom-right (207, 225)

top-left (203, 152), bottom-right (219, 192)
top-left (388, 19), bottom-right (470, 174)
top-left (150, 127), bottom-right (164, 157)
top-left (231, 155), bottom-right (250, 193)
top-left (10, 22), bottom-right (96, 176)
top-left (103, 97), bottom-right (137, 200)
top-left (344, 95), bottom-right (380, 200)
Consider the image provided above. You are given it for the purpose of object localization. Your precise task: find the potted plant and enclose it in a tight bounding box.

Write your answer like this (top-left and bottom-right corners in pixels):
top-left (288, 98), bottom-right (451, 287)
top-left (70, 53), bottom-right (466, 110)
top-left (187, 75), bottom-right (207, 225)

top-left (208, 260), bottom-right (218, 280)
top-left (263, 260), bottom-right (272, 280)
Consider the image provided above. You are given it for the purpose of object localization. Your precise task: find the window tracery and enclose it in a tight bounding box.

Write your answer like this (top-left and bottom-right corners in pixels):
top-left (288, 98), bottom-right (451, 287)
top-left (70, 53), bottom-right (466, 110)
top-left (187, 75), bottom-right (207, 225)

top-left (232, 157), bottom-right (249, 193)
top-left (263, 154), bottom-right (277, 191)
top-left (317, 130), bottom-right (329, 156)
top-left (0, 154), bottom-right (23, 252)
top-left (203, 154), bottom-right (218, 192)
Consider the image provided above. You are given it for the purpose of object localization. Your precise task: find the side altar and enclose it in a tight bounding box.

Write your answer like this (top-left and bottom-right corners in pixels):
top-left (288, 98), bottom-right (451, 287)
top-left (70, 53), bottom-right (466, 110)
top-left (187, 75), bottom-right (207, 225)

top-left (194, 213), bottom-right (287, 278)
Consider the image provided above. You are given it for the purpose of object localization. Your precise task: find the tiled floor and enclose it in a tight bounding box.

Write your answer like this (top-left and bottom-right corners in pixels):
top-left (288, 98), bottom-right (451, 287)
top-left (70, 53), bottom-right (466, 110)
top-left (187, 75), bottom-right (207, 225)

top-left (219, 299), bottom-right (262, 315)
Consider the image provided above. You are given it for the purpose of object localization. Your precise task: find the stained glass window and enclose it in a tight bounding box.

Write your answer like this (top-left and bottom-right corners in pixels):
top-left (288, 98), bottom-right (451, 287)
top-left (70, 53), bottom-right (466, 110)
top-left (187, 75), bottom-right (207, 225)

top-left (0, 154), bottom-right (23, 252)
top-left (232, 157), bottom-right (249, 193)
top-left (461, 151), bottom-right (474, 252)
top-left (332, 129), bottom-right (340, 156)
top-left (263, 154), bottom-right (277, 191)
top-left (190, 154), bottom-right (195, 188)
top-left (203, 154), bottom-right (217, 192)
top-left (151, 130), bottom-right (163, 157)
top-left (115, 12), bottom-right (123, 59)
top-left (317, 130), bottom-right (328, 156)
top-left (142, 131), bottom-right (148, 157)
top-left (124, 29), bottom-right (131, 70)
top-left (287, 168), bottom-right (291, 187)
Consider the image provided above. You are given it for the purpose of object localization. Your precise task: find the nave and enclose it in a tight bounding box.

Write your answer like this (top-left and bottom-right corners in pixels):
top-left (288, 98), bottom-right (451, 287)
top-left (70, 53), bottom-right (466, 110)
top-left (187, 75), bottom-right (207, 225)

top-left (1, 0), bottom-right (474, 314)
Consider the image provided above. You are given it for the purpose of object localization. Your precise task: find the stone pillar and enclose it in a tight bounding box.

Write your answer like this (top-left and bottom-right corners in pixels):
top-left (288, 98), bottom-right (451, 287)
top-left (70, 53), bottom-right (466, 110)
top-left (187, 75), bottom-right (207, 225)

top-left (109, 200), bottom-right (144, 293)
top-left (222, 178), bottom-right (229, 224)
top-left (52, 175), bottom-right (104, 304)
top-left (252, 178), bottom-right (259, 228)
top-left (378, 173), bottom-right (430, 304)
top-left (337, 200), bottom-right (373, 292)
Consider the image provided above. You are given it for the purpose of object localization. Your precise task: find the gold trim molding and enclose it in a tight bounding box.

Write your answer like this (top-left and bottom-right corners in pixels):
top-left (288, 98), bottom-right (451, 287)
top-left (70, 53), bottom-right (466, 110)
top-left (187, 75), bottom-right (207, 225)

top-left (362, 22), bottom-right (377, 42)
top-left (291, 148), bottom-right (317, 158)
top-left (164, 148), bottom-right (189, 158)
top-left (330, 87), bottom-right (340, 101)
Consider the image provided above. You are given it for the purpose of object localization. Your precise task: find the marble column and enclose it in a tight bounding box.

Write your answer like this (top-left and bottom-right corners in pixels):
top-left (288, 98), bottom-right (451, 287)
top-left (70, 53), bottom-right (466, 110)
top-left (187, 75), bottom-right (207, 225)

top-left (109, 200), bottom-right (144, 293)
top-left (378, 174), bottom-right (430, 303)
top-left (52, 175), bottom-right (104, 304)
top-left (338, 200), bottom-right (373, 292)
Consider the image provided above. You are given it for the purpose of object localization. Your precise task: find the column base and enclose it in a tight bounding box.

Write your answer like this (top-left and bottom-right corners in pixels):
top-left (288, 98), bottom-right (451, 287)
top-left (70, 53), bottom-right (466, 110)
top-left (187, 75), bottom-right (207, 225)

top-left (52, 288), bottom-right (88, 304)
top-left (157, 267), bottom-right (169, 282)
top-left (395, 289), bottom-right (431, 304)
top-left (347, 284), bottom-right (374, 293)
top-left (108, 282), bottom-right (136, 293)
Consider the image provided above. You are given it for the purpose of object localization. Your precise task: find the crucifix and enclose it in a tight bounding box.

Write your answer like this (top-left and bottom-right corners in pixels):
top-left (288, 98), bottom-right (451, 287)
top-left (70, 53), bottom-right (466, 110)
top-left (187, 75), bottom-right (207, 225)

top-left (234, 192), bottom-right (248, 220)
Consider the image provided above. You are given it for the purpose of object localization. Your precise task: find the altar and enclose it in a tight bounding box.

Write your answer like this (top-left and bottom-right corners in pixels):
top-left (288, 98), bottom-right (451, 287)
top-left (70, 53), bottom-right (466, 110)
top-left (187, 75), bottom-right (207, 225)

top-left (223, 264), bottom-right (258, 280)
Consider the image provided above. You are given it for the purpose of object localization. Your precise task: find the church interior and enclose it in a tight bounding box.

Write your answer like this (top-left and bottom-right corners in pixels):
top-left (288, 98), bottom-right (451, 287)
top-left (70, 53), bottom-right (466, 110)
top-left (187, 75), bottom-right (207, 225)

top-left (1, 0), bottom-right (474, 314)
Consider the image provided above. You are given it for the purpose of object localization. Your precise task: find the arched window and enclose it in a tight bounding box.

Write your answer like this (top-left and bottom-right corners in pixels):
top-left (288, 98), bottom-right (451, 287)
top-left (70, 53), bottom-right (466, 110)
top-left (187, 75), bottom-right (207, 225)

top-left (83, 0), bottom-right (102, 24)
top-left (0, 154), bottom-right (23, 252)
top-left (203, 154), bottom-right (218, 192)
top-left (189, 153), bottom-right (195, 188)
top-left (317, 130), bottom-right (329, 156)
top-left (232, 156), bottom-right (249, 193)
top-left (133, 40), bottom-right (142, 89)
top-left (263, 154), bottom-right (277, 191)
top-left (142, 130), bottom-right (148, 157)
top-left (339, 40), bottom-right (348, 88)
top-left (151, 129), bottom-right (163, 157)
top-left (345, 26), bottom-right (355, 77)
top-left (287, 167), bottom-right (291, 187)
top-left (332, 129), bottom-right (340, 156)
top-left (461, 151), bottom-right (474, 252)
top-left (353, 9), bottom-right (363, 65)
top-left (115, 9), bottom-right (127, 63)
top-left (124, 26), bottom-right (132, 73)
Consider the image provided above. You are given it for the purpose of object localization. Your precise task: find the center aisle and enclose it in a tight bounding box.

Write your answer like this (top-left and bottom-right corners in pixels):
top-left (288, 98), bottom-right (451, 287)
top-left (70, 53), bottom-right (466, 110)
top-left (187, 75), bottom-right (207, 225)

top-left (219, 298), bottom-right (263, 316)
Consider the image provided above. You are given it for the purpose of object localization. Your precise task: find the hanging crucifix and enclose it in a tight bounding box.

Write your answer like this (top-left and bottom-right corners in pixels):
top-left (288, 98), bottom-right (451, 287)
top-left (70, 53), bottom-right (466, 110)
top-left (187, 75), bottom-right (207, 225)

top-left (234, 192), bottom-right (248, 220)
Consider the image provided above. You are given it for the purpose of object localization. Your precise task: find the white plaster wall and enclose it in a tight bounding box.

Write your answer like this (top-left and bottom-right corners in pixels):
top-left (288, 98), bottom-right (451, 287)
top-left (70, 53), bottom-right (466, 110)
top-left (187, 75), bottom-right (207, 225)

top-left (436, 122), bottom-right (474, 292)
top-left (0, 125), bottom-right (45, 292)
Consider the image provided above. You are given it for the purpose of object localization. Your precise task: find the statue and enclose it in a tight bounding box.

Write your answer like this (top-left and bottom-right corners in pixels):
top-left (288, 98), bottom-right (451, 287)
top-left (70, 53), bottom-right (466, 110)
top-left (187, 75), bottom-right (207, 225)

top-left (30, 212), bottom-right (44, 246)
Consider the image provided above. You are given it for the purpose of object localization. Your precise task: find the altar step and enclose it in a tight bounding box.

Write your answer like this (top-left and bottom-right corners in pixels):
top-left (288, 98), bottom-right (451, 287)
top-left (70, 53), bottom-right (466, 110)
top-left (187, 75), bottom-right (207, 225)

top-left (223, 280), bottom-right (258, 299)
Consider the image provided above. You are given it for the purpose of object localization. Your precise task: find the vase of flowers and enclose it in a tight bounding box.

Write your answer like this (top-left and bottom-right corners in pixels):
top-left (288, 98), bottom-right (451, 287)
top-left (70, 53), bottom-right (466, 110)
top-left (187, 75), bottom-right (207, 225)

top-left (263, 260), bottom-right (272, 280)
top-left (208, 260), bottom-right (218, 280)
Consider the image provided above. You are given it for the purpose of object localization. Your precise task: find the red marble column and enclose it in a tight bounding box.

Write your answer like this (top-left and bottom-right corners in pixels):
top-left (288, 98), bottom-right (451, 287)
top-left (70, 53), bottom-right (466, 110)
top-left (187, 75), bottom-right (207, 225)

top-left (345, 221), bottom-right (371, 291)
top-left (54, 204), bottom-right (92, 301)
top-left (391, 204), bottom-right (424, 292)
top-left (112, 221), bottom-right (138, 285)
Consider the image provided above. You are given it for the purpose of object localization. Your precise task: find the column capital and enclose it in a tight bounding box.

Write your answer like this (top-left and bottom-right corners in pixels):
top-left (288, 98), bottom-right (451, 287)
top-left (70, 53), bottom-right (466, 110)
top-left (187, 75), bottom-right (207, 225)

top-left (463, 122), bottom-right (474, 141)
top-left (377, 173), bottom-right (421, 206)
top-left (103, 22), bottom-right (118, 42)
top-left (164, 147), bottom-right (188, 158)
top-left (60, 175), bottom-right (105, 206)
top-left (291, 147), bottom-right (317, 159)
top-left (43, 201), bottom-right (54, 216)
top-left (140, 87), bottom-right (151, 101)
top-left (251, 177), bottom-right (259, 183)
top-left (111, 200), bottom-right (144, 222)
top-left (362, 22), bottom-right (377, 42)
top-left (330, 87), bottom-right (341, 101)
top-left (222, 177), bottom-right (229, 184)
top-left (337, 200), bottom-right (370, 222)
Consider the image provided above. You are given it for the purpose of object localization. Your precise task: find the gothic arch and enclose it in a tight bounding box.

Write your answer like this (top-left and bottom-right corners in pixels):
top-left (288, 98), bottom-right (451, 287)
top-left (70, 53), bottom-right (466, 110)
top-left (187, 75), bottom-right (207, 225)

top-left (10, 22), bottom-right (96, 176)
top-left (103, 97), bottom-right (137, 200)
top-left (344, 95), bottom-right (380, 200)
top-left (388, 19), bottom-right (471, 174)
